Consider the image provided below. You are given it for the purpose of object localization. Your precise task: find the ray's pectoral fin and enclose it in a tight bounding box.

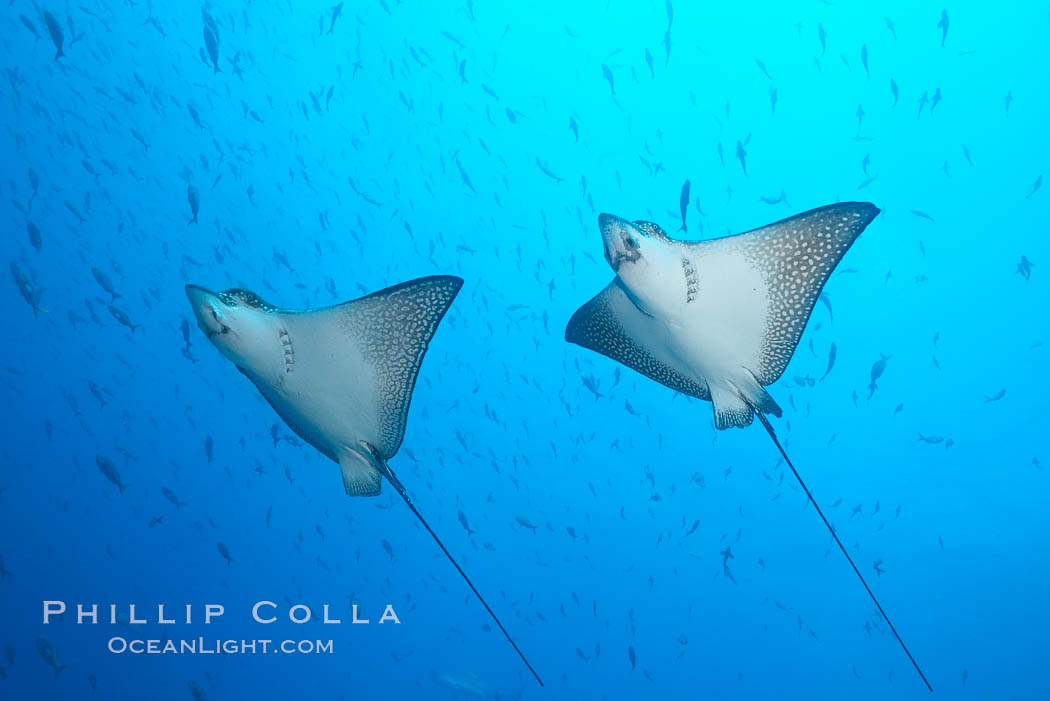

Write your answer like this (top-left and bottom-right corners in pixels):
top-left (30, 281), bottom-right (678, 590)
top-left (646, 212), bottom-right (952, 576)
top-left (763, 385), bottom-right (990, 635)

top-left (730, 201), bottom-right (880, 385)
top-left (691, 201), bottom-right (878, 428)
top-left (338, 447), bottom-right (383, 497)
top-left (565, 282), bottom-right (711, 401)
top-left (324, 275), bottom-right (463, 459)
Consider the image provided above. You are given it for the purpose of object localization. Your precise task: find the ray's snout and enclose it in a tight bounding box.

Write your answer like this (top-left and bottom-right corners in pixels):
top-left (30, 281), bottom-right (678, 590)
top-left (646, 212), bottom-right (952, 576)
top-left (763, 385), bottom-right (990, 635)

top-left (184, 284), bottom-right (227, 338)
top-left (184, 284), bottom-right (214, 310)
top-left (598, 213), bottom-right (642, 272)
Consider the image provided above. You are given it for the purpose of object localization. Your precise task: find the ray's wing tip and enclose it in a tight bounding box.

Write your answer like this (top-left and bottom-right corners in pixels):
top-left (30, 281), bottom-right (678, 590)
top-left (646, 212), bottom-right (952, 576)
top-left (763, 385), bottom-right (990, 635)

top-left (421, 275), bottom-right (464, 324)
top-left (441, 275), bottom-right (465, 307)
top-left (564, 304), bottom-right (588, 344)
top-left (439, 274), bottom-right (465, 290)
top-left (418, 273), bottom-right (464, 291)
top-left (409, 274), bottom-right (464, 305)
top-left (849, 201), bottom-right (881, 224)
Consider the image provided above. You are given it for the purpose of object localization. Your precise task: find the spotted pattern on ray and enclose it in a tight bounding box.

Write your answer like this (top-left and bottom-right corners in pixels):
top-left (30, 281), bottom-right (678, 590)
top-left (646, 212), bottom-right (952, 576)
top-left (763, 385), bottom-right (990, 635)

top-left (634, 220), bottom-right (671, 242)
top-left (337, 276), bottom-right (463, 458)
top-left (565, 283), bottom-right (712, 402)
top-left (218, 288), bottom-right (279, 312)
top-left (735, 202), bottom-right (879, 384)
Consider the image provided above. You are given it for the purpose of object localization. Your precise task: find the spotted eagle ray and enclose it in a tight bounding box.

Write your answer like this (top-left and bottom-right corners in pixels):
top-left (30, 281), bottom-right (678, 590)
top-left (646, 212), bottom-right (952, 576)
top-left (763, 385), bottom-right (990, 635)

top-left (565, 203), bottom-right (931, 691)
top-left (186, 276), bottom-right (542, 686)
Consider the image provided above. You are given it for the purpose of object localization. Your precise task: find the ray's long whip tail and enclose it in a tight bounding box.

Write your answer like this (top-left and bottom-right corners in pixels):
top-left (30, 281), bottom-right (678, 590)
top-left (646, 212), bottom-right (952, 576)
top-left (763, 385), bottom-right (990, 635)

top-left (375, 455), bottom-right (544, 687)
top-left (754, 411), bottom-right (933, 693)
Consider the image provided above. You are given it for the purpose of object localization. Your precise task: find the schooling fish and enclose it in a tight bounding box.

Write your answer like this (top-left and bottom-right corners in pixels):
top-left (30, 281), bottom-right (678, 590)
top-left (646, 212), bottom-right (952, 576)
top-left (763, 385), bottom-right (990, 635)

top-left (187, 184), bottom-right (200, 224)
top-left (536, 158), bottom-right (564, 184)
top-left (515, 516), bottom-right (537, 532)
top-left (457, 509), bottom-right (476, 536)
top-left (10, 262), bottom-right (45, 318)
top-left (27, 221), bottom-right (42, 251)
top-left (91, 267), bottom-right (120, 301)
top-left (566, 203), bottom-right (932, 691)
top-left (868, 353), bottom-right (890, 398)
top-left (96, 456), bottom-right (129, 493)
top-left (162, 487), bottom-right (184, 509)
top-left (819, 342), bottom-right (837, 381)
top-left (1016, 256), bottom-right (1033, 280)
top-left (328, 2), bottom-right (344, 34)
top-left (937, 9), bottom-right (949, 48)
top-left (1025, 175), bottom-right (1042, 200)
top-left (203, 25), bottom-right (221, 73)
top-left (20, 14), bottom-right (40, 39)
top-left (108, 303), bottom-right (140, 333)
top-left (43, 12), bottom-right (64, 60)
top-left (818, 292), bottom-right (833, 322)
top-left (601, 63), bottom-right (615, 96)
top-left (677, 179), bottom-right (690, 232)
top-left (36, 637), bottom-right (69, 679)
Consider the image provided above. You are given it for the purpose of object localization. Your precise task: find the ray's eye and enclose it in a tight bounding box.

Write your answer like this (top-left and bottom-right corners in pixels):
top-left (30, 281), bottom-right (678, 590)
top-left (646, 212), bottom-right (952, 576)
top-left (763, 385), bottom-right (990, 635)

top-left (633, 221), bottom-right (668, 241)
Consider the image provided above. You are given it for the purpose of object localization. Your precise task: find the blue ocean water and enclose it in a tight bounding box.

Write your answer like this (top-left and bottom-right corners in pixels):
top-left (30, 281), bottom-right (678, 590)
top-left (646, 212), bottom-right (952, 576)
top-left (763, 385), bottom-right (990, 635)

top-left (2, 1), bottom-right (1048, 699)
